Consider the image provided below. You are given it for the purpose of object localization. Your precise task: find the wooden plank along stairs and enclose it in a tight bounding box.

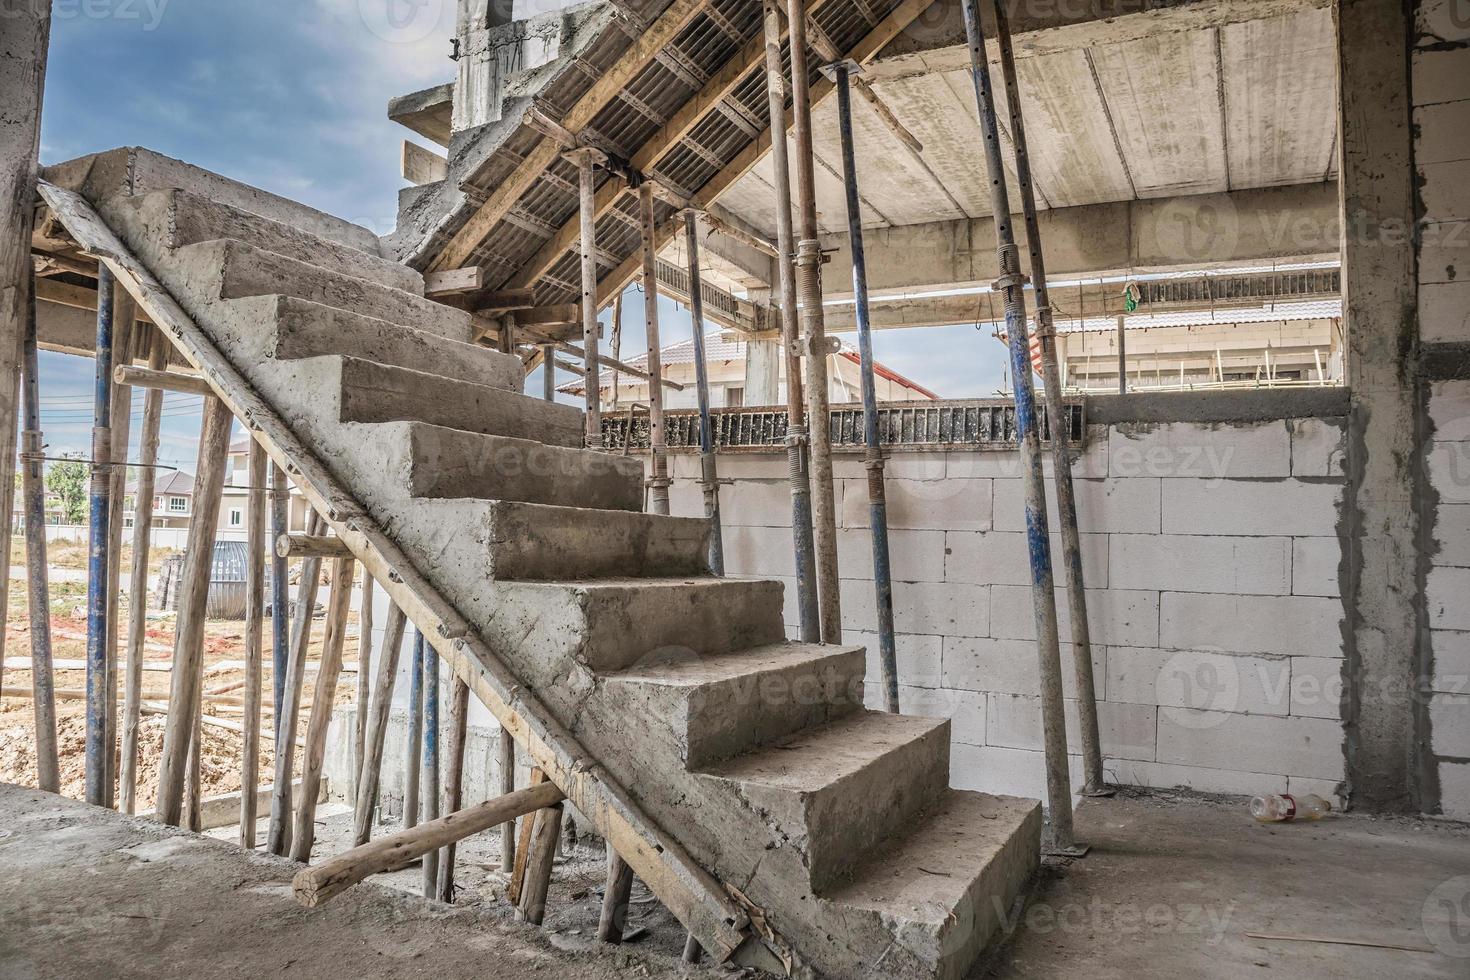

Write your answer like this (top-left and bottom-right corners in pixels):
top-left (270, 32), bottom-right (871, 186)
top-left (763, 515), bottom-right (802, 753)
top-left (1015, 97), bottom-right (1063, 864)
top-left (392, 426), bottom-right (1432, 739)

top-left (38, 148), bottom-right (1040, 980)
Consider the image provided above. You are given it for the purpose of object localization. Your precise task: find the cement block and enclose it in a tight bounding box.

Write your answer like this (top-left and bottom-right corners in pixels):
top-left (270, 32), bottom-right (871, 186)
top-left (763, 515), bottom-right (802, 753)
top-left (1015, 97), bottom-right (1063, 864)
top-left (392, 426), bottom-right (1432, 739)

top-left (1422, 160), bottom-right (1470, 225)
top-left (898, 685), bottom-right (987, 746)
top-left (1288, 418), bottom-right (1347, 478)
top-left (836, 527), bottom-right (947, 583)
top-left (1413, 47), bottom-right (1470, 106)
top-left (1429, 380), bottom-right (1470, 440)
top-left (850, 630), bottom-right (943, 689)
top-left (1290, 656), bottom-right (1346, 720)
top-left (1292, 537), bottom-right (1343, 597)
top-left (1105, 646), bottom-right (1291, 718)
top-left (1421, 280), bottom-right (1470, 344)
top-left (1430, 693), bottom-right (1470, 758)
top-left (985, 693), bottom-right (1156, 762)
top-left (1431, 629), bottom-right (1470, 695)
top-left (1108, 421), bottom-right (1290, 479)
top-left (1155, 709), bottom-right (1344, 779)
top-left (1109, 534), bottom-right (1291, 595)
top-left (723, 524), bottom-right (799, 578)
top-left (941, 635), bottom-right (1107, 701)
top-left (945, 530), bottom-right (1108, 588)
top-left (945, 438), bottom-right (1108, 480)
top-left (1161, 479), bottom-right (1343, 536)
top-left (989, 584), bottom-right (1159, 647)
top-left (703, 711), bottom-right (951, 890)
top-left (1428, 566), bottom-right (1470, 631)
top-left (842, 477), bottom-right (992, 532)
top-left (1440, 762), bottom-right (1470, 822)
top-left (1419, 223), bottom-right (1470, 285)
top-left (1104, 758), bottom-right (1281, 798)
top-left (993, 477), bottom-right (1161, 534)
top-left (719, 480), bottom-right (804, 528)
top-left (1428, 442), bottom-right (1470, 504)
top-left (951, 742), bottom-right (1084, 800)
top-left (832, 454), bottom-right (946, 482)
top-left (1414, 100), bottom-right (1470, 166)
top-left (336, 358), bottom-right (583, 445)
top-left (839, 578), bottom-right (991, 638)
top-left (1160, 592), bottom-right (1344, 659)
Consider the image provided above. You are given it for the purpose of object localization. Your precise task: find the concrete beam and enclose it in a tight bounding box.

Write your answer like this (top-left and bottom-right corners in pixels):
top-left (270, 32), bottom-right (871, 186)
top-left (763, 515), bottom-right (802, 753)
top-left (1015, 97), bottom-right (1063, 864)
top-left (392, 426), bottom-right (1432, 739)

top-left (818, 182), bottom-right (1341, 300)
top-left (869, 0), bottom-right (1333, 80)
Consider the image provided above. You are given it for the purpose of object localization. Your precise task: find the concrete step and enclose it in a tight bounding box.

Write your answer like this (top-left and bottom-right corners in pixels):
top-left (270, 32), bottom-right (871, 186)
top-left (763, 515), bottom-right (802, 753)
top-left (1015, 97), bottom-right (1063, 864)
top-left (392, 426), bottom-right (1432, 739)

top-left (180, 239), bottom-right (473, 343)
top-left (335, 357), bottom-right (583, 445)
top-left (396, 422), bottom-right (645, 511)
top-left (476, 500), bottom-right (710, 580)
top-left (42, 146), bottom-right (381, 252)
top-left (603, 643), bottom-right (867, 770)
top-left (500, 577), bottom-right (787, 672)
top-left (701, 711), bottom-right (952, 892)
top-left (258, 296), bottom-right (521, 391)
top-left (117, 189), bottom-right (424, 294)
top-left (820, 790), bottom-right (1041, 980)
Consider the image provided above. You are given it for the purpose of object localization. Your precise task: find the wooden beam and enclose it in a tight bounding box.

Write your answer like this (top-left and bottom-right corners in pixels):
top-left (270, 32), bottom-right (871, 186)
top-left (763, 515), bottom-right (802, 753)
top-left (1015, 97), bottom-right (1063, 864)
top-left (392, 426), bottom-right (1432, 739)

top-left (595, 0), bottom-right (938, 309)
top-left (513, 303), bottom-right (581, 327)
top-left (295, 780), bottom-right (566, 908)
top-left (429, 0), bottom-right (712, 273)
top-left (401, 140), bottom-right (448, 186)
top-left (276, 533), bottom-right (354, 560)
top-left (508, 0), bottom-right (834, 292)
top-left (423, 266), bottom-right (486, 297)
top-left (474, 287), bottom-right (536, 314)
top-left (114, 364), bottom-right (211, 397)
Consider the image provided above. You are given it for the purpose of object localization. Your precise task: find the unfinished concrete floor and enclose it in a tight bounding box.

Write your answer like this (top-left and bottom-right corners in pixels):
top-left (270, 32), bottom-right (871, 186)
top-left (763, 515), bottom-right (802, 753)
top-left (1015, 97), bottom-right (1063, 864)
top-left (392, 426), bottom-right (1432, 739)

top-left (979, 789), bottom-right (1470, 979)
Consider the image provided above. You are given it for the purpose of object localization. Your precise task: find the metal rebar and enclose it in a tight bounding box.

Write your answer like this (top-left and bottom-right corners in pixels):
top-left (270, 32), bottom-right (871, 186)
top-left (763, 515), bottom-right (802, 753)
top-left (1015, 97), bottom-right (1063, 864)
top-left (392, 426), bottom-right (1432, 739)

top-left (763, 0), bottom-right (819, 642)
top-left (833, 63), bottom-right (898, 713)
top-left (84, 264), bottom-right (115, 807)
top-left (990, 0), bottom-right (1108, 797)
top-left (960, 0), bottom-right (1078, 854)
top-left (20, 273), bottom-right (58, 793)
top-left (640, 182), bottom-right (671, 516)
top-left (683, 210), bottom-right (724, 575)
top-left (786, 0), bottom-right (841, 643)
top-left (421, 632), bottom-right (440, 894)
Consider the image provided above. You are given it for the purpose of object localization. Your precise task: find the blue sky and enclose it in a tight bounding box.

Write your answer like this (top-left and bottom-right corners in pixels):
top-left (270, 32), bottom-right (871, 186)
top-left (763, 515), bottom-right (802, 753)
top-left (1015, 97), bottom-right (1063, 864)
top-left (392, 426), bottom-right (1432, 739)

top-left (35, 0), bottom-right (1007, 476)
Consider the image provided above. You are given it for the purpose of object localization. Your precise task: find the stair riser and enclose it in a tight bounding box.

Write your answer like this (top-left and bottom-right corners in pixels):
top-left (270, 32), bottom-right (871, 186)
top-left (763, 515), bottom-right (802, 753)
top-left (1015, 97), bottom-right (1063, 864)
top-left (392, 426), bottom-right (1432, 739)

top-left (482, 501), bottom-right (710, 581)
top-left (185, 240), bottom-right (472, 343)
top-left (269, 297), bottom-right (522, 391)
top-left (337, 359), bottom-right (583, 445)
top-left (406, 425), bottom-right (645, 511)
top-left (119, 189), bottom-right (423, 293)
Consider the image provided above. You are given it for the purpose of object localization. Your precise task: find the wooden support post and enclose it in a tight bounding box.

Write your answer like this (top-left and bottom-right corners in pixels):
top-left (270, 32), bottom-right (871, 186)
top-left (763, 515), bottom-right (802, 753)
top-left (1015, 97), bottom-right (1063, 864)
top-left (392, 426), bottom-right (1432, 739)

top-left (597, 850), bottom-right (636, 943)
top-left (113, 364), bottom-right (213, 397)
top-left (276, 534), bottom-right (353, 559)
top-left (120, 327), bottom-right (167, 813)
top-left (84, 266), bottom-right (116, 807)
top-left (103, 281), bottom-right (138, 806)
top-left (266, 508), bottom-right (326, 854)
top-left (0, 5), bottom-right (52, 705)
top-left (153, 395), bottom-right (232, 826)
top-left (420, 634), bottom-right (441, 895)
top-left (270, 464), bottom-right (290, 731)
top-left (353, 573), bottom-right (373, 802)
top-left (567, 147), bottom-right (606, 448)
top-left (609, 291), bottom-right (622, 411)
top-left (508, 768), bottom-right (546, 904)
top-left (682, 934), bottom-right (702, 964)
top-left (436, 675), bottom-right (470, 902)
top-left (516, 794), bottom-right (565, 926)
top-left (403, 630), bottom-right (425, 832)
top-left (240, 439), bottom-right (267, 846)
top-left (499, 726), bottom-right (517, 871)
top-left (293, 780), bottom-right (566, 908)
top-left (290, 556), bottom-right (354, 863)
top-left (639, 182), bottom-right (670, 516)
top-left (352, 601), bottom-right (407, 845)
top-left (20, 273), bottom-right (58, 793)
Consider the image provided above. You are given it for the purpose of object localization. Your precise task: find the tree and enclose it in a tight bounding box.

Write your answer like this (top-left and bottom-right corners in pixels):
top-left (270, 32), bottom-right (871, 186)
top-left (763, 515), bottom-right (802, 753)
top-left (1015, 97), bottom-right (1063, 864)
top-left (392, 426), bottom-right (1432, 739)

top-left (46, 455), bottom-right (88, 525)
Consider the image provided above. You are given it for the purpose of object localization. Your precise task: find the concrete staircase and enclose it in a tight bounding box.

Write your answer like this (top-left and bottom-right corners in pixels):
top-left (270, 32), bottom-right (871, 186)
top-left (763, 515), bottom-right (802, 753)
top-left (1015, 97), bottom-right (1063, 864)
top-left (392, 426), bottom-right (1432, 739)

top-left (44, 147), bottom-right (1041, 980)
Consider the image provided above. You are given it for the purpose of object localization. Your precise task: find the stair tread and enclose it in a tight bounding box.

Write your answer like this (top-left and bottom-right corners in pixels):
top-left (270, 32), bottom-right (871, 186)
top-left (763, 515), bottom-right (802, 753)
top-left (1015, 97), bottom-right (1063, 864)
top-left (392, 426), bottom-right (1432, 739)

top-left (824, 788), bottom-right (1040, 915)
top-left (704, 710), bottom-right (947, 790)
top-left (611, 642), bottom-right (864, 688)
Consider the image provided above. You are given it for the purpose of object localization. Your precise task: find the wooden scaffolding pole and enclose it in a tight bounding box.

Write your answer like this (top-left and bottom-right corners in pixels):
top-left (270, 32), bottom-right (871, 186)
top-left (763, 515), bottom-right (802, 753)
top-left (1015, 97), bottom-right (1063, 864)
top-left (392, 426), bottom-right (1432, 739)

top-left (353, 573), bottom-right (374, 801)
top-left (240, 438), bottom-right (267, 845)
top-left (103, 281), bottom-right (138, 806)
top-left (436, 675), bottom-right (470, 902)
top-left (20, 273), bottom-right (58, 792)
top-left (290, 555), bottom-right (354, 863)
top-left (353, 602), bottom-right (407, 846)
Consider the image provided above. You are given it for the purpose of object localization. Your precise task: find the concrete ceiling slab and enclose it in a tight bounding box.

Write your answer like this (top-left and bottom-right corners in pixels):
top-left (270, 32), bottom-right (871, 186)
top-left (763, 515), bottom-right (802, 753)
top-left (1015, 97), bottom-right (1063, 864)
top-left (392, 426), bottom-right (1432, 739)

top-left (1221, 8), bottom-right (1339, 188)
top-left (1089, 28), bottom-right (1230, 199)
top-left (1012, 48), bottom-right (1137, 207)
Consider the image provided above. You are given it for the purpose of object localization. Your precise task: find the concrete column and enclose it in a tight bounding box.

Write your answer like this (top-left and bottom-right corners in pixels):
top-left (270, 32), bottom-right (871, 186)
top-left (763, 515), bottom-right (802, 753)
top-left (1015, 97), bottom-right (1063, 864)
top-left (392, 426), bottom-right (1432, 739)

top-left (0, 7), bottom-right (53, 681)
top-left (1337, 0), bottom-right (1421, 812)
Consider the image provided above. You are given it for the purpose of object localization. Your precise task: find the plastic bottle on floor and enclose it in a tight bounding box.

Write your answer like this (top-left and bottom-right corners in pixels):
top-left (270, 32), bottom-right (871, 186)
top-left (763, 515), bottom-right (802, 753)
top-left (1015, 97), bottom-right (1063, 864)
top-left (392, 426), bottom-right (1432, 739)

top-left (1250, 793), bottom-right (1333, 822)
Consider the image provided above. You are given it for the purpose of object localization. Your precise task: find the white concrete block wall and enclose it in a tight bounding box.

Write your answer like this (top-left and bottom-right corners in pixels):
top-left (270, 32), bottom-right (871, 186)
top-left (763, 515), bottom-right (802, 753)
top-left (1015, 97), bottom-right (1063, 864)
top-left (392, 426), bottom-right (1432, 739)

top-left (667, 416), bottom-right (1351, 803)
top-left (1416, 4), bottom-right (1470, 822)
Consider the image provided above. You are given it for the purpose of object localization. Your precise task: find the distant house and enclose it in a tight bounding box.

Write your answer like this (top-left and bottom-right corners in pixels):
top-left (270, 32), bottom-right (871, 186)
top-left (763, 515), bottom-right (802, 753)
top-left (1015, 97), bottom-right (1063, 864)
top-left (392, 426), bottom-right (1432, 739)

top-left (123, 470), bottom-right (197, 530)
top-left (121, 441), bottom-right (312, 535)
top-left (558, 331), bottom-right (938, 410)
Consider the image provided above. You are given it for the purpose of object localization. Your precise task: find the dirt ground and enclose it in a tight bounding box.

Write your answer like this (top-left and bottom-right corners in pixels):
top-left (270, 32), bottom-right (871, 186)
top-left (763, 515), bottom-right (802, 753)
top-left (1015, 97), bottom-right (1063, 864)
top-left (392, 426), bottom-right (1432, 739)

top-left (0, 549), bottom-right (355, 810)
